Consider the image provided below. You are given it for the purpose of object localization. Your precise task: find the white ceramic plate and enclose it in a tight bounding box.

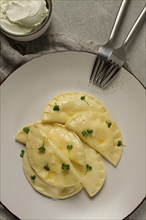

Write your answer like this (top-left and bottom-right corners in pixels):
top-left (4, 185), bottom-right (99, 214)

top-left (1, 52), bottom-right (145, 220)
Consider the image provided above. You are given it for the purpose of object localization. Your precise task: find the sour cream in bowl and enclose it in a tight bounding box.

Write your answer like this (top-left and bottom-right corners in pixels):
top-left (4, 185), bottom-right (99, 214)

top-left (0, 0), bottom-right (52, 41)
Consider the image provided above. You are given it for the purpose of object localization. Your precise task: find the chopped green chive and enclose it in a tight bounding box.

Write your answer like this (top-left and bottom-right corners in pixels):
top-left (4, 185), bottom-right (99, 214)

top-left (20, 150), bottom-right (25, 158)
top-left (67, 145), bottom-right (73, 151)
top-left (61, 163), bottom-right (70, 171)
top-left (117, 140), bottom-right (125, 147)
top-left (106, 121), bottom-right (112, 128)
top-left (81, 130), bottom-right (88, 137)
top-left (44, 164), bottom-right (50, 171)
top-left (81, 129), bottom-right (93, 137)
top-left (53, 103), bottom-right (60, 111)
top-left (85, 164), bottom-right (92, 174)
top-left (80, 96), bottom-right (89, 105)
top-left (23, 127), bottom-right (30, 134)
top-left (31, 175), bottom-right (36, 181)
top-left (87, 129), bottom-right (93, 134)
top-left (38, 144), bottom-right (46, 153)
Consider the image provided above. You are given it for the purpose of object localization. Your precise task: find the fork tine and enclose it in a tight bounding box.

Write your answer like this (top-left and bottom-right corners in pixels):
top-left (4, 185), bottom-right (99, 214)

top-left (95, 61), bottom-right (112, 84)
top-left (100, 62), bottom-right (116, 82)
top-left (101, 64), bottom-right (119, 85)
top-left (100, 65), bottom-right (120, 87)
top-left (89, 1), bottom-right (145, 87)
top-left (89, 57), bottom-right (100, 83)
top-left (92, 59), bottom-right (105, 84)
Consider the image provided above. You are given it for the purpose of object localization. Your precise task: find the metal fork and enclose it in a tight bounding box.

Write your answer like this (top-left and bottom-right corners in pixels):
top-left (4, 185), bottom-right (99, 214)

top-left (89, 0), bottom-right (146, 88)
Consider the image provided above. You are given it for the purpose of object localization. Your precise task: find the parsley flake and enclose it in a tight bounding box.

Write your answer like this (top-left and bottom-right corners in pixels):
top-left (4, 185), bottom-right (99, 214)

top-left (81, 130), bottom-right (88, 137)
top-left (31, 175), bottom-right (36, 181)
top-left (80, 96), bottom-right (89, 105)
top-left (53, 103), bottom-right (60, 111)
top-left (85, 164), bottom-right (92, 174)
top-left (87, 129), bottom-right (93, 134)
top-left (44, 164), bottom-right (50, 171)
top-left (61, 163), bottom-right (70, 171)
top-left (23, 127), bottom-right (30, 134)
top-left (38, 144), bottom-right (46, 153)
top-left (106, 121), bottom-right (112, 128)
top-left (81, 129), bottom-right (93, 137)
top-left (67, 145), bottom-right (73, 151)
top-left (117, 140), bottom-right (125, 147)
top-left (20, 150), bottom-right (25, 158)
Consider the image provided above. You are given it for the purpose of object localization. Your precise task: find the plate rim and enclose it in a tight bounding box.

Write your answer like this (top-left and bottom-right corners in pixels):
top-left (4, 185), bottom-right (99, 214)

top-left (0, 50), bottom-right (146, 89)
top-left (0, 51), bottom-right (145, 220)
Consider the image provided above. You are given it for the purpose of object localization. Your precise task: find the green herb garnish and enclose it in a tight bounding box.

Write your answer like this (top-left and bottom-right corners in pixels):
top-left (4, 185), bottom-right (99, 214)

top-left (44, 164), bottom-right (50, 171)
top-left (117, 140), bottom-right (125, 147)
top-left (106, 121), bottom-right (112, 128)
top-left (81, 130), bottom-right (88, 137)
top-left (67, 145), bottom-right (73, 151)
top-left (53, 103), bottom-right (60, 111)
top-left (23, 127), bottom-right (30, 134)
top-left (20, 150), bottom-right (25, 158)
top-left (61, 163), bottom-right (70, 171)
top-left (80, 96), bottom-right (89, 105)
top-left (85, 164), bottom-right (92, 174)
top-left (31, 175), bottom-right (36, 181)
top-left (87, 129), bottom-right (93, 134)
top-left (81, 129), bottom-right (93, 137)
top-left (38, 144), bottom-right (46, 153)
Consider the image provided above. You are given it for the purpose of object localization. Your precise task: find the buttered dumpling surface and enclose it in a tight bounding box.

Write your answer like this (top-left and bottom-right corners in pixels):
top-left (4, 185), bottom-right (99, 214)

top-left (73, 142), bottom-right (105, 197)
top-left (16, 91), bottom-right (124, 199)
top-left (65, 111), bottom-right (123, 166)
top-left (26, 124), bottom-right (81, 187)
top-left (42, 123), bottom-right (85, 166)
top-left (16, 122), bottom-right (84, 166)
top-left (42, 92), bottom-right (108, 124)
top-left (23, 151), bottom-right (82, 199)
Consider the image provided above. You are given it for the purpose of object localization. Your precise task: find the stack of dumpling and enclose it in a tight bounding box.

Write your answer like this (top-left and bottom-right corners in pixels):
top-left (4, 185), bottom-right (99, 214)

top-left (16, 92), bottom-right (123, 199)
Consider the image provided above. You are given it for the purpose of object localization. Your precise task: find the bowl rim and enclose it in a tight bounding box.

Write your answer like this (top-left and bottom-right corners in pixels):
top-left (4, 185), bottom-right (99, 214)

top-left (0, 0), bottom-right (52, 37)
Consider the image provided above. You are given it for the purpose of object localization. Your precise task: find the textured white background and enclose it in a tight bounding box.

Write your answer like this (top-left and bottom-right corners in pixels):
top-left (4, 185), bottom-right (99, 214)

top-left (0, 0), bottom-right (145, 219)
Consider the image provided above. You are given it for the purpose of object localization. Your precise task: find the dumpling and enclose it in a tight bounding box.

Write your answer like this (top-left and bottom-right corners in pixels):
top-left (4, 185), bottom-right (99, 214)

top-left (15, 122), bottom-right (52, 145)
top-left (15, 124), bottom-right (32, 144)
top-left (42, 92), bottom-right (108, 124)
top-left (26, 123), bottom-right (81, 187)
top-left (23, 151), bottom-right (82, 199)
top-left (44, 123), bottom-right (84, 166)
top-left (16, 122), bottom-right (84, 166)
top-left (65, 112), bottom-right (123, 166)
top-left (73, 142), bottom-right (105, 197)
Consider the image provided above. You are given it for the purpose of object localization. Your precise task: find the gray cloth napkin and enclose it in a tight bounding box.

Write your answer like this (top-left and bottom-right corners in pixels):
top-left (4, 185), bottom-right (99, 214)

top-left (0, 32), bottom-right (96, 84)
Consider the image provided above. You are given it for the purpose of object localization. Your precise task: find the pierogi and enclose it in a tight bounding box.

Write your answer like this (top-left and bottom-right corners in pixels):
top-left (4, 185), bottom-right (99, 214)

top-left (42, 92), bottom-right (108, 124)
top-left (26, 123), bottom-right (81, 187)
top-left (73, 142), bottom-right (105, 197)
top-left (16, 122), bottom-right (84, 166)
top-left (65, 111), bottom-right (123, 166)
top-left (16, 91), bottom-right (124, 199)
top-left (23, 151), bottom-right (82, 199)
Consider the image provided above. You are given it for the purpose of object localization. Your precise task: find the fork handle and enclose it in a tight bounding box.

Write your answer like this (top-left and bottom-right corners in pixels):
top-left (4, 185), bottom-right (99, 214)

top-left (122, 6), bottom-right (146, 48)
top-left (108, 0), bottom-right (129, 44)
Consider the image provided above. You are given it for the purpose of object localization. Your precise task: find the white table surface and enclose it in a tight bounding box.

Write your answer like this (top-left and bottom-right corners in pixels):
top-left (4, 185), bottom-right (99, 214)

top-left (0, 0), bottom-right (145, 219)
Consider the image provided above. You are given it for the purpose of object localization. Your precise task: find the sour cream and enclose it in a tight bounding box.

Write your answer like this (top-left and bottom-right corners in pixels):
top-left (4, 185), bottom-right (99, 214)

top-left (0, 0), bottom-right (49, 35)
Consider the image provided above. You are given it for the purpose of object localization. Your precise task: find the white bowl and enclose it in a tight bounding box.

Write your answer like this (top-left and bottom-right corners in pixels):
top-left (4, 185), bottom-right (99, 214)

top-left (0, 0), bottom-right (52, 41)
